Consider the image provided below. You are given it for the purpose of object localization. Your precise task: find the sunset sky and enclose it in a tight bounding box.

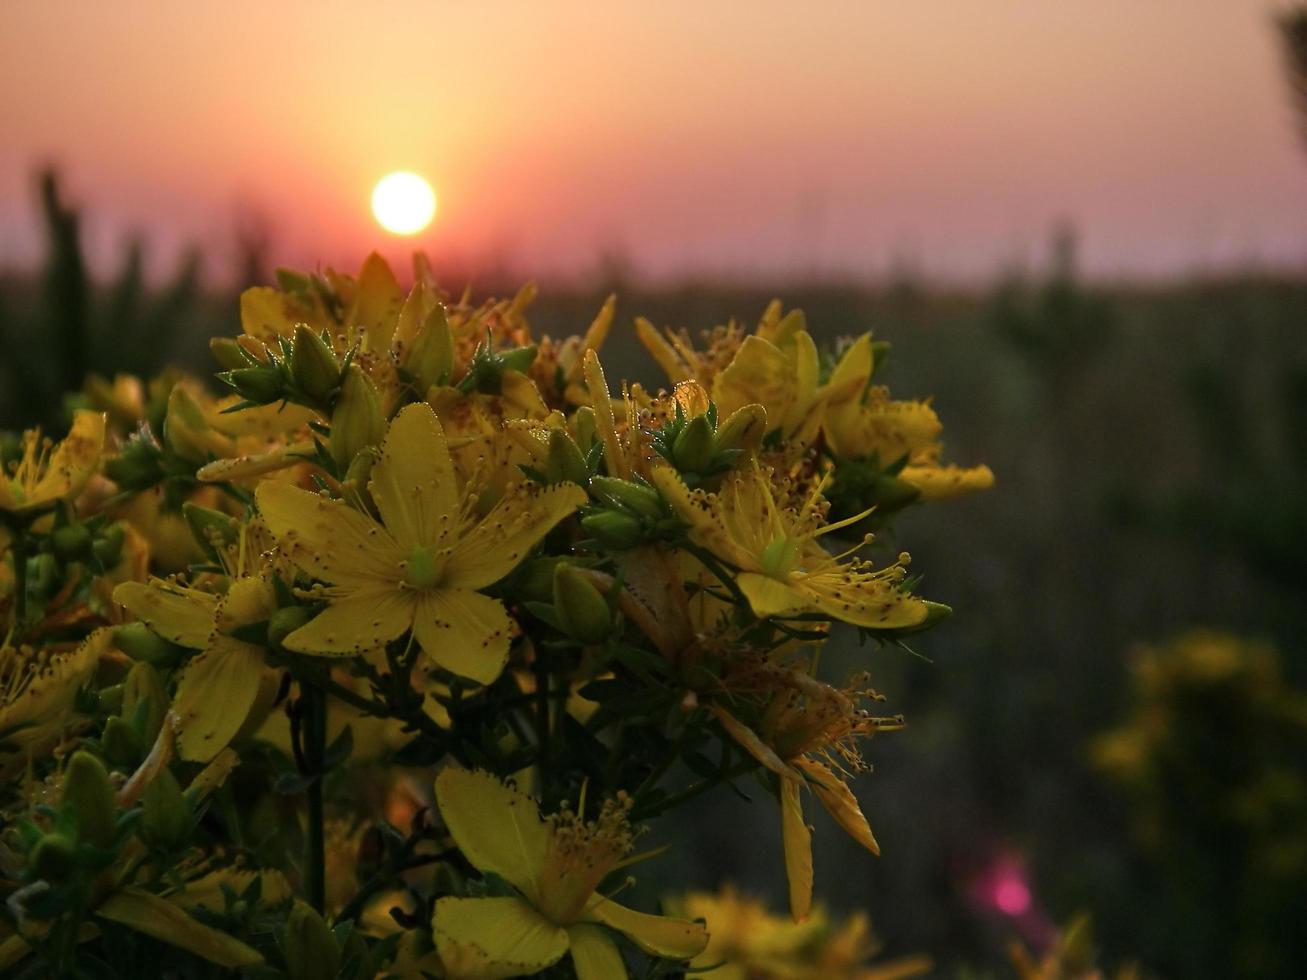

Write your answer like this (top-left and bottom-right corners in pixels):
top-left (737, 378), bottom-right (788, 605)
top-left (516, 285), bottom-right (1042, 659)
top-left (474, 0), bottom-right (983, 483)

top-left (2, 1), bottom-right (1304, 285)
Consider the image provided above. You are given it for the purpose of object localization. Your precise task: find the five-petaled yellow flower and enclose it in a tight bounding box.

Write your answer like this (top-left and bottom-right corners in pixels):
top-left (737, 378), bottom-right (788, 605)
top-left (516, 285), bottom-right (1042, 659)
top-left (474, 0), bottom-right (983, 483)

top-left (652, 464), bottom-right (928, 629)
top-left (0, 410), bottom-right (105, 515)
top-left (257, 402), bottom-right (586, 684)
top-left (433, 766), bottom-right (708, 979)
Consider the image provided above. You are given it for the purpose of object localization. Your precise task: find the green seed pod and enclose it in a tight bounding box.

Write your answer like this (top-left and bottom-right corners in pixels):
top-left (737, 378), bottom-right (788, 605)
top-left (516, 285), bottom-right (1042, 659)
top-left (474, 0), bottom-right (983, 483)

top-left (329, 366), bottom-right (384, 470)
top-left (114, 622), bottom-right (185, 668)
top-left (291, 324), bottom-right (341, 404)
top-left (123, 662), bottom-right (168, 745)
top-left (284, 901), bottom-right (341, 980)
top-left (141, 769), bottom-right (192, 851)
top-left (552, 565), bottom-right (612, 645)
top-left (28, 553), bottom-right (59, 598)
top-left (92, 521), bottom-right (127, 567)
top-left (210, 336), bottom-right (252, 371)
top-left (62, 752), bottom-right (117, 849)
top-left (267, 606), bottom-right (312, 652)
top-left (102, 715), bottom-right (144, 769)
top-left (589, 476), bottom-right (664, 520)
top-left (222, 365), bottom-right (285, 405)
top-left (580, 511), bottom-right (645, 551)
top-left (29, 833), bottom-right (76, 881)
top-left (51, 522), bottom-right (93, 561)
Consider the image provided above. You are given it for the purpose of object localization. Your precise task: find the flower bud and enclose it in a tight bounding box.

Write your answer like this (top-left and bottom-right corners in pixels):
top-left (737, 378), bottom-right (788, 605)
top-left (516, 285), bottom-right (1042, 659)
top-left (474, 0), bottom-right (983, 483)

top-left (209, 337), bottom-right (252, 371)
top-left (589, 476), bottom-right (664, 521)
top-left (141, 769), bottom-right (192, 851)
top-left (183, 502), bottom-right (239, 560)
top-left (284, 901), bottom-right (341, 980)
top-left (123, 661), bottom-right (168, 745)
top-left (290, 324), bottom-right (340, 404)
top-left (404, 305), bottom-right (454, 392)
top-left (552, 565), bottom-right (612, 645)
top-left (92, 522), bottom-right (126, 567)
top-left (267, 606), bottom-right (312, 652)
top-left (29, 833), bottom-right (76, 881)
top-left (341, 448), bottom-right (378, 512)
top-left (63, 751), bottom-right (117, 849)
top-left (51, 522), bottom-right (93, 561)
top-left (581, 511), bottom-right (644, 551)
top-left (716, 403), bottom-right (768, 453)
top-left (28, 553), bottom-right (59, 598)
top-left (102, 715), bottom-right (144, 768)
top-left (517, 557), bottom-right (567, 604)
top-left (329, 366), bottom-right (384, 470)
top-left (105, 436), bottom-right (164, 491)
top-left (164, 386), bottom-right (229, 461)
top-left (114, 622), bottom-right (185, 669)
top-left (499, 344), bottom-right (538, 374)
top-left (221, 365), bottom-right (286, 405)
top-left (671, 415), bottom-right (715, 475)
top-left (545, 429), bottom-right (590, 486)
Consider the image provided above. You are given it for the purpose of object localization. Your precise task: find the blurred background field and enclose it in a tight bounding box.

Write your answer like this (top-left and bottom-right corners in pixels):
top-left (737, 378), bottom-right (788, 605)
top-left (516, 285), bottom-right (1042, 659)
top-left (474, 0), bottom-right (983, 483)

top-left (4, 2), bottom-right (1307, 977)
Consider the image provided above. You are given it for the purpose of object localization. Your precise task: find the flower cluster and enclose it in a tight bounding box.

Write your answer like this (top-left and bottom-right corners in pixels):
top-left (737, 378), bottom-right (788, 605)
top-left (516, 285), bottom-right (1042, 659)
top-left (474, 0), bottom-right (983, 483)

top-left (0, 253), bottom-right (989, 977)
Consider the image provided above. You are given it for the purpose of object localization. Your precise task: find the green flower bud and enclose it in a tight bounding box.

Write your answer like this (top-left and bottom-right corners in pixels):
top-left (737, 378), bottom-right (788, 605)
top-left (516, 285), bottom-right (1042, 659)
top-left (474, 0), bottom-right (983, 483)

top-left (63, 751), bottom-right (117, 849)
top-left (498, 344), bottom-right (538, 374)
top-left (114, 622), bottom-right (185, 668)
top-left (92, 522), bottom-right (127, 567)
top-left (290, 324), bottom-right (340, 404)
top-left (870, 473), bottom-right (922, 511)
top-left (51, 522), bottom-right (93, 561)
top-left (552, 565), bottom-right (612, 645)
top-left (183, 502), bottom-right (239, 561)
top-left (404, 305), bottom-right (454, 391)
top-left (329, 366), bottom-right (384, 470)
top-left (580, 511), bottom-right (645, 551)
top-left (284, 901), bottom-right (341, 980)
top-left (341, 448), bottom-right (378, 512)
top-left (716, 403), bottom-right (768, 453)
top-left (221, 365), bottom-right (285, 405)
top-left (545, 429), bottom-right (590, 486)
top-left (589, 476), bottom-right (664, 521)
top-left (123, 662), bottom-right (168, 745)
top-left (28, 553), bottom-right (59, 598)
top-left (671, 414), bottom-right (715, 475)
top-left (29, 833), bottom-right (76, 881)
top-left (210, 337), bottom-right (252, 371)
top-left (267, 606), bottom-right (312, 652)
top-left (102, 715), bottom-right (144, 769)
top-left (104, 437), bottom-right (164, 491)
top-left (141, 769), bottom-right (191, 851)
top-left (572, 406), bottom-right (598, 453)
top-left (516, 557), bottom-right (567, 604)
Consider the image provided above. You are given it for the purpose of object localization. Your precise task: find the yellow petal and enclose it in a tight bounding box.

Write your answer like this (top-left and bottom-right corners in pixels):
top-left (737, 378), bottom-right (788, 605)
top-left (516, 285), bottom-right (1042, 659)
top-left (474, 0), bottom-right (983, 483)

top-left (582, 350), bottom-right (629, 479)
top-left (368, 403), bottom-right (459, 548)
top-left (284, 588), bottom-right (415, 657)
top-left (172, 637), bottom-right (265, 762)
top-left (898, 463), bottom-right (995, 501)
top-left (634, 316), bottom-right (692, 383)
top-left (737, 572), bottom-right (812, 619)
top-left (433, 896), bottom-right (568, 980)
top-left (567, 923), bottom-right (627, 980)
top-left (171, 868), bottom-right (292, 912)
top-left (32, 410), bottom-right (106, 505)
top-left (434, 766), bottom-right (549, 897)
top-left (256, 481), bottom-right (403, 588)
top-left (97, 888), bottom-right (263, 969)
top-left (113, 581), bottom-right (217, 648)
top-left (346, 252), bottom-right (404, 351)
top-left (214, 575), bottom-right (278, 634)
top-left (712, 335), bottom-right (793, 424)
top-left (795, 757), bottom-right (880, 856)
top-left (801, 571), bottom-right (929, 630)
top-left (586, 898), bottom-right (709, 960)
top-left (240, 285), bottom-right (318, 343)
top-left (708, 707), bottom-right (793, 780)
top-left (780, 777), bottom-right (814, 921)
top-left (444, 482), bottom-right (586, 591)
top-left (414, 590), bottom-right (514, 685)
top-left (823, 333), bottom-right (874, 405)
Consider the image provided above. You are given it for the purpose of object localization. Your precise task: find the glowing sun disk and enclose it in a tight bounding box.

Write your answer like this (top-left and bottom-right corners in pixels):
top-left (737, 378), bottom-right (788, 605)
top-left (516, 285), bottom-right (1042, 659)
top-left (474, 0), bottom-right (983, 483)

top-left (372, 172), bottom-right (436, 235)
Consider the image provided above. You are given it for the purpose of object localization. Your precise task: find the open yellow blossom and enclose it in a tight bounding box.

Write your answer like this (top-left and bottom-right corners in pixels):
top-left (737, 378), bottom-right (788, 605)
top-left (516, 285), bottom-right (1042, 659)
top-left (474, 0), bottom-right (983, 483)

top-left (0, 629), bottom-right (108, 779)
top-left (433, 766), bottom-right (707, 979)
top-left (114, 568), bottom-right (279, 762)
top-left (0, 411), bottom-right (105, 515)
top-left (710, 665), bottom-right (902, 920)
top-left (257, 403), bottom-right (586, 683)
top-left (652, 464), bottom-right (928, 629)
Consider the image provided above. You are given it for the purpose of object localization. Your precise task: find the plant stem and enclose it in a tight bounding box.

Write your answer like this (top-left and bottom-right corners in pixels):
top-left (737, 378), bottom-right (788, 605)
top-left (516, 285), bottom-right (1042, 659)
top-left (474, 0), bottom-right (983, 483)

top-left (11, 524), bottom-right (28, 626)
top-left (301, 683), bottom-right (327, 914)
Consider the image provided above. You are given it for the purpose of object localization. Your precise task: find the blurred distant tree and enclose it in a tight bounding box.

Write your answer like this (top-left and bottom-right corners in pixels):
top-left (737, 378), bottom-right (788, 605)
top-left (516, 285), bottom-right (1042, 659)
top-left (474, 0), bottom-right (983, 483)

top-left (1277, 6), bottom-right (1307, 152)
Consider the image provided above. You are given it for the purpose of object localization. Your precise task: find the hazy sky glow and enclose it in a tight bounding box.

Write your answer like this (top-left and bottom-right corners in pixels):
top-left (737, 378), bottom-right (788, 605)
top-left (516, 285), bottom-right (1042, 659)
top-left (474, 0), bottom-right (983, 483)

top-left (2, 1), bottom-right (1305, 284)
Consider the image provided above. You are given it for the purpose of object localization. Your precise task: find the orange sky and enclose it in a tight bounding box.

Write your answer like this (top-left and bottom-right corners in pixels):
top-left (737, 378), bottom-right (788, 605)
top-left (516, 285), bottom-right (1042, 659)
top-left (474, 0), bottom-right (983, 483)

top-left (2, 1), bottom-right (1304, 284)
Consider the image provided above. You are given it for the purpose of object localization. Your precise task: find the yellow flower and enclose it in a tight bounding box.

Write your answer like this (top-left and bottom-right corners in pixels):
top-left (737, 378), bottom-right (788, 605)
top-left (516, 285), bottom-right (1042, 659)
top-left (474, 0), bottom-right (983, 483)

top-left (0, 629), bottom-right (108, 779)
top-left (113, 569), bottom-right (279, 762)
top-left (432, 766), bottom-right (707, 979)
top-left (709, 666), bottom-right (902, 920)
top-left (0, 411), bottom-right (105, 515)
top-left (652, 464), bottom-right (928, 630)
top-left (256, 403), bottom-right (585, 684)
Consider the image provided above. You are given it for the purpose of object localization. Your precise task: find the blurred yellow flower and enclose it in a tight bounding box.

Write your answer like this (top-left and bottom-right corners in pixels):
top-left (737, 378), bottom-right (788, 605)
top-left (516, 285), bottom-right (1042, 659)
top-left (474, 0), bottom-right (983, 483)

top-left (0, 411), bottom-right (105, 515)
top-left (257, 403), bottom-right (585, 683)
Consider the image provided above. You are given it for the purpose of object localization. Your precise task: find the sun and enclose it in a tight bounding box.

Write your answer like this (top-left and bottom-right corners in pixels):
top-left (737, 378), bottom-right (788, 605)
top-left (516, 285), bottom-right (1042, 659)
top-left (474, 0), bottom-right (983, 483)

top-left (371, 171), bottom-right (436, 235)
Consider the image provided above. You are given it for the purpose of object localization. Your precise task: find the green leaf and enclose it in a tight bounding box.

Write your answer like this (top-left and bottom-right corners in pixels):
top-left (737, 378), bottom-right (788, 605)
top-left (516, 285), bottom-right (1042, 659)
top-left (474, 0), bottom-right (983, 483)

top-left (96, 887), bottom-right (263, 968)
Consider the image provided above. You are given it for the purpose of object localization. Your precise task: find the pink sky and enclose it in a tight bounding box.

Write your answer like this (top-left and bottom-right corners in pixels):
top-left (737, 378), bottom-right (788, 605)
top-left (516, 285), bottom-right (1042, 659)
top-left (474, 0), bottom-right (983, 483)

top-left (2, 1), bottom-right (1305, 285)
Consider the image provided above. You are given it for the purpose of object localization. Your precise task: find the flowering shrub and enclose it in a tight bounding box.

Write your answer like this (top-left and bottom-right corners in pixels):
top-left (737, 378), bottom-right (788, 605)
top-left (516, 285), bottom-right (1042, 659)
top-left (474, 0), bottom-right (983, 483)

top-left (0, 253), bottom-right (990, 977)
